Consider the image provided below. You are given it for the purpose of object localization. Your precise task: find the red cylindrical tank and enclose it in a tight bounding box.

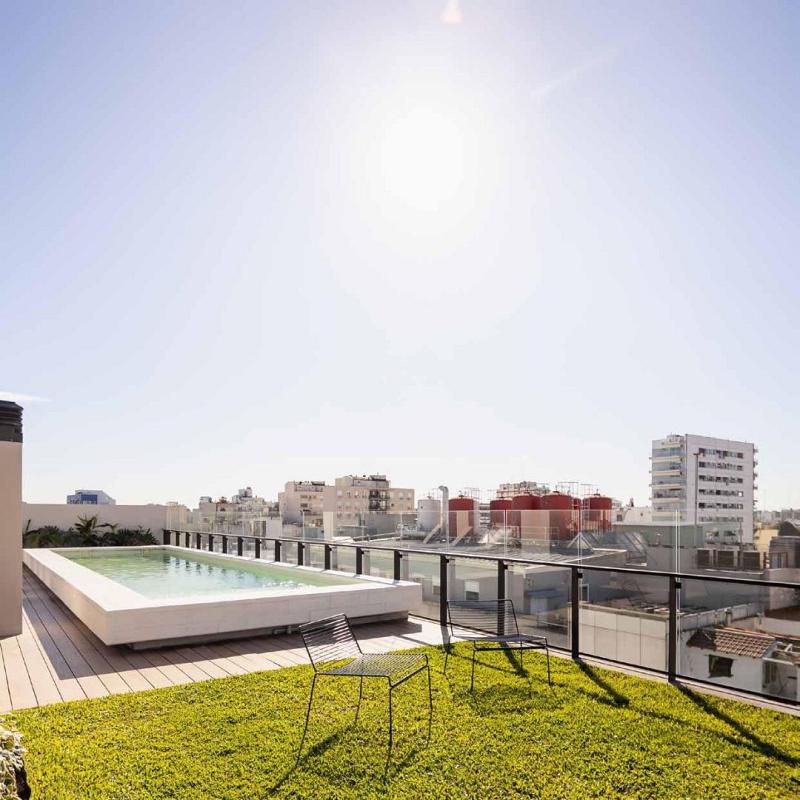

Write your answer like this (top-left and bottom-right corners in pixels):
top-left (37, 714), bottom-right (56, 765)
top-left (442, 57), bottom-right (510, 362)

top-left (541, 493), bottom-right (574, 541)
top-left (582, 495), bottom-right (613, 533)
top-left (489, 498), bottom-right (513, 528)
top-left (541, 493), bottom-right (572, 510)
top-left (512, 495), bottom-right (541, 510)
top-left (449, 497), bottom-right (475, 511)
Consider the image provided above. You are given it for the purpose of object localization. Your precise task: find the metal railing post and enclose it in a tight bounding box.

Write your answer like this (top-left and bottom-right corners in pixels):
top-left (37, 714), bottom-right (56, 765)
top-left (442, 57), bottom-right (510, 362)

top-left (254, 538), bottom-right (261, 559)
top-left (439, 555), bottom-right (449, 627)
top-left (221, 535), bottom-right (227, 554)
top-left (497, 560), bottom-right (508, 633)
top-left (324, 544), bottom-right (332, 571)
top-left (571, 568), bottom-right (582, 660)
top-left (185, 531), bottom-right (190, 548)
top-left (297, 541), bottom-right (305, 566)
top-left (196, 532), bottom-right (202, 550)
top-left (208, 534), bottom-right (214, 552)
top-left (274, 540), bottom-right (281, 562)
top-left (393, 550), bottom-right (402, 581)
top-left (355, 547), bottom-right (364, 575)
top-left (163, 530), bottom-right (170, 546)
top-left (237, 537), bottom-right (243, 557)
top-left (668, 575), bottom-right (680, 681)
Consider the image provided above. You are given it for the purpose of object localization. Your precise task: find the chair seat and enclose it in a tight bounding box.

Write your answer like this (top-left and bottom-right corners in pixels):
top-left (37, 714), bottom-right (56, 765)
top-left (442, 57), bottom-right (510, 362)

top-left (322, 652), bottom-right (427, 678)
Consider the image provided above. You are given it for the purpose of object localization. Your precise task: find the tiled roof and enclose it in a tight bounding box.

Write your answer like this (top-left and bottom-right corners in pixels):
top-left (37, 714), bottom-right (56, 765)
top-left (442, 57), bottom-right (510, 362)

top-left (687, 627), bottom-right (776, 659)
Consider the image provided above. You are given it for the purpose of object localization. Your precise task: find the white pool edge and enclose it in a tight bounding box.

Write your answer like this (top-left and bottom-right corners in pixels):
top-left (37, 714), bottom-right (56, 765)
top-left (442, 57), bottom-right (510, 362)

top-left (23, 546), bottom-right (422, 649)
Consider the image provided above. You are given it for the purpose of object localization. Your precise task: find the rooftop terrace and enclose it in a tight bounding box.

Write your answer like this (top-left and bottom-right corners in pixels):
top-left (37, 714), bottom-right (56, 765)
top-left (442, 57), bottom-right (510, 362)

top-left (2, 570), bottom-right (799, 798)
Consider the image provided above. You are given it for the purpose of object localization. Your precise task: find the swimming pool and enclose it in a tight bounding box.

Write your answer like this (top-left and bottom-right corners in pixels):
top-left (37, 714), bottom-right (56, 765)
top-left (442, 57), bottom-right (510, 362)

top-left (61, 548), bottom-right (358, 599)
top-left (24, 546), bottom-right (421, 649)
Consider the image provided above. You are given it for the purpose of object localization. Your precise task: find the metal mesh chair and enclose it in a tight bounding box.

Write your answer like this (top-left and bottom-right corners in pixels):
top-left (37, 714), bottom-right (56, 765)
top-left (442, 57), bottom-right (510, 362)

top-left (297, 614), bottom-right (432, 762)
top-left (445, 599), bottom-right (552, 691)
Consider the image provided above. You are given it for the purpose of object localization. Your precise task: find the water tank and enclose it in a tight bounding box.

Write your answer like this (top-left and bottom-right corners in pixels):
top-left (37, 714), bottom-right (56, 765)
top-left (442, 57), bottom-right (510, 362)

top-left (449, 497), bottom-right (476, 511)
top-left (512, 495), bottom-right (541, 510)
top-left (582, 495), bottom-right (613, 511)
top-left (489, 498), bottom-right (513, 528)
top-left (581, 495), bottom-right (613, 534)
top-left (417, 497), bottom-right (441, 533)
top-left (541, 493), bottom-right (572, 510)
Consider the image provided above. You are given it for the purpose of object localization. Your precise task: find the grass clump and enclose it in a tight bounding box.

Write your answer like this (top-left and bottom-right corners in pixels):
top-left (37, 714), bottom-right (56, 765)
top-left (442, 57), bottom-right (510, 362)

top-left (9, 645), bottom-right (800, 799)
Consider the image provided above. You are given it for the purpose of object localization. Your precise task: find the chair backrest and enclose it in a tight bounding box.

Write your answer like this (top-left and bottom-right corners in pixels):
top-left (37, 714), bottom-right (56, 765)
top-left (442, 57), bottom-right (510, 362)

top-left (299, 614), bottom-right (362, 671)
top-left (447, 599), bottom-right (520, 637)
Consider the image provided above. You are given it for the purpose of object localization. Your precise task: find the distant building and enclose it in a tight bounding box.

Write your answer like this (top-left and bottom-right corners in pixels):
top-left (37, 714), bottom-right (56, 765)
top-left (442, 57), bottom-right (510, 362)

top-left (278, 480), bottom-right (326, 526)
top-left (66, 489), bottom-right (115, 505)
top-left (651, 434), bottom-right (756, 542)
top-left (496, 481), bottom-right (549, 499)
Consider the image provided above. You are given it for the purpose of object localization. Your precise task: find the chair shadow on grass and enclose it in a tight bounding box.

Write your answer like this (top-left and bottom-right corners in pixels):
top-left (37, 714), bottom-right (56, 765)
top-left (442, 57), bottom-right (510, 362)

top-left (268, 728), bottom-right (349, 794)
top-left (675, 683), bottom-right (799, 768)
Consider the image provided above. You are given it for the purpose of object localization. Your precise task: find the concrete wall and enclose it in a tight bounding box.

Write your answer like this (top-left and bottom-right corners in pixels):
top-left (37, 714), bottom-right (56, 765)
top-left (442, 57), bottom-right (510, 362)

top-left (681, 646), bottom-right (763, 693)
top-left (22, 503), bottom-right (169, 535)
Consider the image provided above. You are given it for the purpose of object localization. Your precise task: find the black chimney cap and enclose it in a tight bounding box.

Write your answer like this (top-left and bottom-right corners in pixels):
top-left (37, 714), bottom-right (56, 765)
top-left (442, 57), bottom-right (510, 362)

top-left (0, 401), bottom-right (23, 443)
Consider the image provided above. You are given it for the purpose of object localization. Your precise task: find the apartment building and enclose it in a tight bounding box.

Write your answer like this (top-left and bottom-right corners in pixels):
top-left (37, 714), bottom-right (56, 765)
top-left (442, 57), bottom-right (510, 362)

top-left (651, 434), bottom-right (756, 542)
top-left (278, 480), bottom-right (326, 525)
top-left (323, 474), bottom-right (415, 519)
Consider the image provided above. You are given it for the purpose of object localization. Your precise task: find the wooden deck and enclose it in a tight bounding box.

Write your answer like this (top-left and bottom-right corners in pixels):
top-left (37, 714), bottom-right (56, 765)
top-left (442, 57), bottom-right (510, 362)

top-left (0, 569), bottom-right (447, 712)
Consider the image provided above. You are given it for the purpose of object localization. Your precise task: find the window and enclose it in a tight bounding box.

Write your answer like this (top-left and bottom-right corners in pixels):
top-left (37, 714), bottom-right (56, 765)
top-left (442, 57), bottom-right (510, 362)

top-left (708, 655), bottom-right (733, 678)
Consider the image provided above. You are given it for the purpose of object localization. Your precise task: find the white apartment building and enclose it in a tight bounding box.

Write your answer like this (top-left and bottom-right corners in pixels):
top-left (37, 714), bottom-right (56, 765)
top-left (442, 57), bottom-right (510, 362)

top-left (278, 480), bottom-right (326, 525)
top-left (651, 434), bottom-right (756, 542)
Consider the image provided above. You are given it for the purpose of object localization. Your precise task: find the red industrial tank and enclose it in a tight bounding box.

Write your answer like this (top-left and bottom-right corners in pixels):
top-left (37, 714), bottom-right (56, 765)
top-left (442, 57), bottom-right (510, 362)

top-left (541, 493), bottom-right (572, 510)
top-left (489, 498), bottom-right (513, 528)
top-left (449, 497), bottom-right (475, 511)
top-left (448, 496), bottom-right (478, 542)
top-left (541, 493), bottom-right (574, 541)
top-left (582, 495), bottom-right (613, 533)
top-left (512, 494), bottom-right (541, 510)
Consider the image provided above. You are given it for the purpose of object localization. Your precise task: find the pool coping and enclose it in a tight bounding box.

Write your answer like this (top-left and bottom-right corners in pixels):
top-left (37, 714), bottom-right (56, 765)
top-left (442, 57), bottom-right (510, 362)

top-left (23, 546), bottom-right (422, 648)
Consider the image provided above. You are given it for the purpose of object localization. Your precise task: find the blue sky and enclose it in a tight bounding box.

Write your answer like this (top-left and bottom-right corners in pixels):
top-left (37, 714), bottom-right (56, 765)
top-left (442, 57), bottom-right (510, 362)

top-left (2, 1), bottom-right (798, 507)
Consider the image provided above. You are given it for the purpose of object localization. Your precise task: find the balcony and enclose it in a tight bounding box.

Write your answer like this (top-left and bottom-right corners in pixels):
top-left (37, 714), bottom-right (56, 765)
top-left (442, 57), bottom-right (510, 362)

top-left (5, 535), bottom-right (799, 799)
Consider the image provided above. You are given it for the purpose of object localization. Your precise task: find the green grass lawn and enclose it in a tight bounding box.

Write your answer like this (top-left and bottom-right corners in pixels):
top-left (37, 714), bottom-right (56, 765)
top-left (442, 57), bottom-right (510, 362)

top-left (7, 645), bottom-right (800, 799)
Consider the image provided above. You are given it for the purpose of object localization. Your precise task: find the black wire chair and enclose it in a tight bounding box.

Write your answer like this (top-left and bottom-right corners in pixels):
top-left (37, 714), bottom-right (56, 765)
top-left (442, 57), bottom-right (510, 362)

top-left (296, 614), bottom-right (432, 764)
top-left (445, 599), bottom-right (552, 691)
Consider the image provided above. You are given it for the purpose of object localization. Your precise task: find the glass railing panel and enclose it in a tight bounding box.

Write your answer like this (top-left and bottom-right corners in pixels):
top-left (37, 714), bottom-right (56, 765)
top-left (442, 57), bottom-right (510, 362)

top-left (280, 542), bottom-right (297, 564)
top-left (304, 542), bottom-right (326, 569)
top-left (404, 551), bottom-right (441, 620)
top-left (578, 569), bottom-right (669, 672)
top-left (448, 556), bottom-right (498, 606)
top-left (508, 563), bottom-right (570, 650)
top-left (333, 545), bottom-right (357, 574)
top-left (364, 547), bottom-right (394, 579)
top-left (678, 577), bottom-right (799, 701)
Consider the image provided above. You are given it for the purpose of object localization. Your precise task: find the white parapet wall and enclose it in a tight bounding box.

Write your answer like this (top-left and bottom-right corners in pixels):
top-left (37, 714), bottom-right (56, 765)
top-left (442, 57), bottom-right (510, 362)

top-left (22, 503), bottom-right (171, 535)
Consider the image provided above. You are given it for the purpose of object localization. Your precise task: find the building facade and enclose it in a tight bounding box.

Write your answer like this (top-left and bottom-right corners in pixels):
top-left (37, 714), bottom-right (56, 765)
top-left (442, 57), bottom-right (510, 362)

top-left (278, 480), bottom-right (326, 526)
top-left (651, 434), bottom-right (756, 542)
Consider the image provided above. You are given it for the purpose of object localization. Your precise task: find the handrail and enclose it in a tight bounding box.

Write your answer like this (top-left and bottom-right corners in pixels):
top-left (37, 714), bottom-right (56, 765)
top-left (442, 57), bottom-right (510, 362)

top-left (162, 529), bottom-right (800, 590)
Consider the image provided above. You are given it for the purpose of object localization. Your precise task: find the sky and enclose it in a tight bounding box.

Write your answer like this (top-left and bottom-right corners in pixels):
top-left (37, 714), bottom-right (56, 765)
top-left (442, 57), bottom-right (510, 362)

top-left (2, 1), bottom-right (799, 508)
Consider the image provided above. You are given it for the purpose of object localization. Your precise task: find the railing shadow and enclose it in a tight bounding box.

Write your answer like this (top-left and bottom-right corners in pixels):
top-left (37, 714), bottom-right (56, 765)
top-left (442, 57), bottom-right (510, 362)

top-left (674, 683), bottom-right (799, 768)
top-left (576, 660), bottom-right (630, 708)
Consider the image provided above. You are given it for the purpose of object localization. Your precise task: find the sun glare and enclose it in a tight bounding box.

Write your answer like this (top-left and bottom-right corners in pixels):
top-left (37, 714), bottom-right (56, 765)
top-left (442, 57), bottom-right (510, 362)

top-left (377, 108), bottom-right (465, 212)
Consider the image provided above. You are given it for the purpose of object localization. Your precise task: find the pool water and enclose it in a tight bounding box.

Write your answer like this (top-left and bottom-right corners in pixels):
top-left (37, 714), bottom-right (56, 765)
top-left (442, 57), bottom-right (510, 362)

top-left (62, 548), bottom-right (356, 599)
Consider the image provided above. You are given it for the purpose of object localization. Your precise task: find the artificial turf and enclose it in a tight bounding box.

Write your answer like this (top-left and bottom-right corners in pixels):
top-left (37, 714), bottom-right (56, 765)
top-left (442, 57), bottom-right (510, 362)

top-left (7, 644), bottom-right (800, 799)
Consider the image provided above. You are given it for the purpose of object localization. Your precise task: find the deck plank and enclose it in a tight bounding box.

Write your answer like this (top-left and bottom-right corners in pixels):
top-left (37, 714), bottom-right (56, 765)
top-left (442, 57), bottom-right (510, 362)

top-left (0, 643), bottom-right (16, 712)
top-left (15, 616), bottom-right (63, 707)
top-left (0, 636), bottom-right (38, 710)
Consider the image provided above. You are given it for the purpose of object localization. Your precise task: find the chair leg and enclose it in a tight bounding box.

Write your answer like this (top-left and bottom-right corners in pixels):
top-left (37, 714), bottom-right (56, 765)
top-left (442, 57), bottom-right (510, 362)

top-left (545, 644), bottom-right (552, 686)
top-left (470, 644), bottom-right (477, 692)
top-left (296, 673), bottom-right (317, 764)
top-left (387, 682), bottom-right (394, 757)
top-left (426, 664), bottom-right (433, 744)
top-left (355, 675), bottom-right (364, 724)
